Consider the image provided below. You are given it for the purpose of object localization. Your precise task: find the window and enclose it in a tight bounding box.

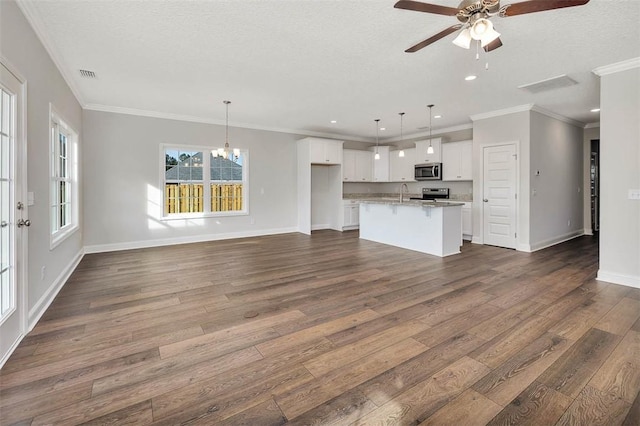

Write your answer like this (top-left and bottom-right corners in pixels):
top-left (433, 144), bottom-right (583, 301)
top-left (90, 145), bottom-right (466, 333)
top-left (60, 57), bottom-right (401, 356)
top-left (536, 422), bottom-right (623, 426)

top-left (50, 107), bottom-right (78, 248)
top-left (163, 145), bottom-right (248, 218)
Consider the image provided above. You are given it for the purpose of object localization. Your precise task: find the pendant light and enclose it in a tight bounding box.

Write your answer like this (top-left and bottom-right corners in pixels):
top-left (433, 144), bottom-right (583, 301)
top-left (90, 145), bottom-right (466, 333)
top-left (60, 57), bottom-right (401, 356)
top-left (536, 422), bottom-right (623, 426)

top-left (398, 112), bottom-right (405, 158)
top-left (216, 100), bottom-right (240, 160)
top-left (374, 119), bottom-right (381, 160)
top-left (427, 104), bottom-right (435, 155)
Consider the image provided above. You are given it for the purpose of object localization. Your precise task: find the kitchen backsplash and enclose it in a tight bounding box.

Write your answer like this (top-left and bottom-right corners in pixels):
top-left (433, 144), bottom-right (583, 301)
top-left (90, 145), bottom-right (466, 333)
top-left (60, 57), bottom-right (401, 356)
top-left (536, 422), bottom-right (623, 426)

top-left (343, 181), bottom-right (473, 201)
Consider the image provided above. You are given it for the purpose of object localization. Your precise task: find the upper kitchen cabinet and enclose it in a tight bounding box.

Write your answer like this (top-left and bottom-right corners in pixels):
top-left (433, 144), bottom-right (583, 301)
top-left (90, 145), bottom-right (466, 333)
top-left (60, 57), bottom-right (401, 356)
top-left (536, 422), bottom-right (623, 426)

top-left (308, 137), bottom-right (343, 164)
top-left (372, 146), bottom-right (390, 182)
top-left (415, 138), bottom-right (442, 164)
top-left (442, 140), bottom-right (473, 181)
top-left (390, 148), bottom-right (416, 182)
top-left (343, 149), bottom-right (373, 182)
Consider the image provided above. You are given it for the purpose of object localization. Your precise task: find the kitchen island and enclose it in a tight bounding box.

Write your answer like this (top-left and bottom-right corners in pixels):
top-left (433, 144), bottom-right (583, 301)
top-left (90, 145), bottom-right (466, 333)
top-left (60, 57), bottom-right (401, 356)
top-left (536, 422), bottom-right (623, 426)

top-left (359, 199), bottom-right (463, 257)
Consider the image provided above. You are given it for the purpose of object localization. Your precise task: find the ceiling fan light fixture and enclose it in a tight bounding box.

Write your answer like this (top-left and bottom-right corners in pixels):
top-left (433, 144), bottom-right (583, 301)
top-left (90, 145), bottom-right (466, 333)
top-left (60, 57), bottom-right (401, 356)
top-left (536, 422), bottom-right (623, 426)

top-left (452, 28), bottom-right (472, 49)
top-left (470, 18), bottom-right (493, 40)
top-left (480, 26), bottom-right (501, 47)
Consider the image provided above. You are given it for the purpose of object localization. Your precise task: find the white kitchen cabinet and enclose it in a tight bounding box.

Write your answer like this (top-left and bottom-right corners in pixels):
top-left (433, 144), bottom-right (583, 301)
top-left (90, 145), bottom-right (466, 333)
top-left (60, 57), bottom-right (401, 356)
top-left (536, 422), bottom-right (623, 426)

top-left (343, 200), bottom-right (360, 230)
top-left (415, 138), bottom-right (442, 164)
top-left (355, 150), bottom-right (373, 182)
top-left (343, 150), bottom-right (373, 182)
top-left (372, 146), bottom-right (390, 182)
top-left (442, 140), bottom-right (473, 181)
top-left (390, 148), bottom-right (416, 182)
top-left (310, 138), bottom-right (343, 164)
top-left (297, 137), bottom-right (344, 235)
top-left (343, 149), bottom-right (357, 181)
top-left (462, 202), bottom-right (473, 241)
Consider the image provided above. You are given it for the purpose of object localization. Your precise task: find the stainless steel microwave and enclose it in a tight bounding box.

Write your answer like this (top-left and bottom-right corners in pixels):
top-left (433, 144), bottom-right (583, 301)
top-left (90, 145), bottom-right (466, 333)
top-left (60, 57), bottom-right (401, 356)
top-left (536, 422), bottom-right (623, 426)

top-left (415, 163), bottom-right (442, 180)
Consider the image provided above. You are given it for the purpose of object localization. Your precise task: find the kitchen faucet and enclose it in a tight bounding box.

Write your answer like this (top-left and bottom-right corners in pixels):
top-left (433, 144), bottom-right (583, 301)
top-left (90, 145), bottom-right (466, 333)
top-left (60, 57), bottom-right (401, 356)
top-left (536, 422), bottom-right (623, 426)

top-left (400, 183), bottom-right (409, 203)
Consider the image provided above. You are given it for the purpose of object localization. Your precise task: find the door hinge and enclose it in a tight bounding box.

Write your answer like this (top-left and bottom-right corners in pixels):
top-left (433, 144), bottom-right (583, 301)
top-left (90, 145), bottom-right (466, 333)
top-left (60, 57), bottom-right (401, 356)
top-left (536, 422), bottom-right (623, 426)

top-left (515, 193), bottom-right (517, 199)
top-left (515, 232), bottom-right (517, 238)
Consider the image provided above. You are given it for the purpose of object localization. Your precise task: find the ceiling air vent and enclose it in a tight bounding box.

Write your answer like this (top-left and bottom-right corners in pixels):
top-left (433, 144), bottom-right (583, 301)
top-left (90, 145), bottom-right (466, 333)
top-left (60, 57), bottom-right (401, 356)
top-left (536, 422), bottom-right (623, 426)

top-left (518, 74), bottom-right (577, 94)
top-left (79, 69), bottom-right (97, 79)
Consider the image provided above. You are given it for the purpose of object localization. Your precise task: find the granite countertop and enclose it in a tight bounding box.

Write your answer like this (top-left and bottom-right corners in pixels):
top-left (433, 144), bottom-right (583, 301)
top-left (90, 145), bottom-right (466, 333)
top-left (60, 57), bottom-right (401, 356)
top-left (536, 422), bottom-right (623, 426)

top-left (359, 199), bottom-right (464, 207)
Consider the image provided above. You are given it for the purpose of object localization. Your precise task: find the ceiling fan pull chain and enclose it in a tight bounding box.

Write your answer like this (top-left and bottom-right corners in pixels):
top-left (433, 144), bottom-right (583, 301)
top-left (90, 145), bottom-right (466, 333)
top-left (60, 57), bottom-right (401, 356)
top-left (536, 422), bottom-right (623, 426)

top-left (485, 43), bottom-right (489, 70)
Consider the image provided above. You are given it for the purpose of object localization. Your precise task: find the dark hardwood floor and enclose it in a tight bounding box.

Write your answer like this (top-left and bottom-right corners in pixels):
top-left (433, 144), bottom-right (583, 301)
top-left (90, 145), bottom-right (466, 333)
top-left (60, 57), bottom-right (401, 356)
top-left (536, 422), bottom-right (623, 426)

top-left (1, 231), bottom-right (639, 425)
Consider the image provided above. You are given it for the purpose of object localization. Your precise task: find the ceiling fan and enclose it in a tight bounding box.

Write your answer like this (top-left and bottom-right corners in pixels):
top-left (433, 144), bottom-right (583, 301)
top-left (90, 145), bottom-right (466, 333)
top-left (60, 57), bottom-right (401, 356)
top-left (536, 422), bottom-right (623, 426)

top-left (394, 0), bottom-right (590, 53)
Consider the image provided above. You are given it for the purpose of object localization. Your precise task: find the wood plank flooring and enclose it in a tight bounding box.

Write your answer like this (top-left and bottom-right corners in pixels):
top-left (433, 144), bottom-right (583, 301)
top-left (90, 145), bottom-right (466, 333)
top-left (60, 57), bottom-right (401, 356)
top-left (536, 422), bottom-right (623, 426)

top-left (1, 231), bottom-right (639, 425)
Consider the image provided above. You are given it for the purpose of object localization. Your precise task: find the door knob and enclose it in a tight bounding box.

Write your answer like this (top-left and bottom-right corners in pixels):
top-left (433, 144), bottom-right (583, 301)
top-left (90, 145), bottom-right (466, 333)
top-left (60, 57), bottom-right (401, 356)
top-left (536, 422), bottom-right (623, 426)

top-left (17, 219), bottom-right (31, 227)
top-left (483, 199), bottom-right (489, 202)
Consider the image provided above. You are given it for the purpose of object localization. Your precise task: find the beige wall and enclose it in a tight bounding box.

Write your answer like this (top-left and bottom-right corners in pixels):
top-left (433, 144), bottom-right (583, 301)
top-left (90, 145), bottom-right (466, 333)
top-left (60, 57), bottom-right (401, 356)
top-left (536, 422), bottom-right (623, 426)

top-left (1, 0), bottom-right (84, 324)
top-left (597, 64), bottom-right (640, 288)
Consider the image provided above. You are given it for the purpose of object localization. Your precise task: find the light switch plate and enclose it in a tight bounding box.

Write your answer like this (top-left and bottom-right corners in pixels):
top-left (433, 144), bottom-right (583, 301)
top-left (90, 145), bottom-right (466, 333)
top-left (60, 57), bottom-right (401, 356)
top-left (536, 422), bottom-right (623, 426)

top-left (27, 192), bottom-right (34, 206)
top-left (629, 189), bottom-right (640, 200)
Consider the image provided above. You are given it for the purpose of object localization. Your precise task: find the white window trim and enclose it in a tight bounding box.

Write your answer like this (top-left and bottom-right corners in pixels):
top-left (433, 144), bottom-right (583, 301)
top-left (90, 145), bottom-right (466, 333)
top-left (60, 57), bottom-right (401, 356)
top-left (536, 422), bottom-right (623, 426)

top-left (49, 104), bottom-right (79, 249)
top-left (160, 144), bottom-right (249, 220)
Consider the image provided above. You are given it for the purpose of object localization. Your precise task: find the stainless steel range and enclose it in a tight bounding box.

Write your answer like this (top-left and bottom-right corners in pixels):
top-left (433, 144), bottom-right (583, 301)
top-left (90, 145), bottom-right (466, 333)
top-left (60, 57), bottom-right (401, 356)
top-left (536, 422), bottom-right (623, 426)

top-left (410, 187), bottom-right (449, 201)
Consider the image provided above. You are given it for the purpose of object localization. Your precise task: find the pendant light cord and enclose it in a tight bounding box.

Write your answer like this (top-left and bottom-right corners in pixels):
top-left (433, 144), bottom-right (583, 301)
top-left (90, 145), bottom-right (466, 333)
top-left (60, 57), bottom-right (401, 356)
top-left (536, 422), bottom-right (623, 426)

top-left (375, 119), bottom-right (380, 153)
top-left (224, 100), bottom-right (230, 148)
top-left (427, 104), bottom-right (434, 148)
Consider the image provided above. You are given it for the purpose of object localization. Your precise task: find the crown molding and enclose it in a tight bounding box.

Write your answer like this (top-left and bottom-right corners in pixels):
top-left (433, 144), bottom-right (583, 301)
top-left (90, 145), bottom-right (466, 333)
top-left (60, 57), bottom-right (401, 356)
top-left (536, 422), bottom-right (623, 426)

top-left (469, 104), bottom-right (534, 121)
top-left (584, 122), bottom-right (600, 129)
top-left (15, 0), bottom-right (86, 106)
top-left (380, 122), bottom-right (473, 143)
top-left (469, 103), bottom-right (584, 127)
top-left (83, 103), bottom-right (374, 142)
top-left (593, 57), bottom-right (640, 77)
top-left (530, 105), bottom-right (584, 128)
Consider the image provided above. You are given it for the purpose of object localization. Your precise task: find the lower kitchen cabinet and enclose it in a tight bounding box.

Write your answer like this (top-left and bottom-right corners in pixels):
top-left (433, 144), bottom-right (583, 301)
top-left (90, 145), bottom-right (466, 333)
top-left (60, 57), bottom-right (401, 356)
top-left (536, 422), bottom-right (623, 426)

top-left (462, 202), bottom-right (472, 240)
top-left (343, 200), bottom-right (360, 230)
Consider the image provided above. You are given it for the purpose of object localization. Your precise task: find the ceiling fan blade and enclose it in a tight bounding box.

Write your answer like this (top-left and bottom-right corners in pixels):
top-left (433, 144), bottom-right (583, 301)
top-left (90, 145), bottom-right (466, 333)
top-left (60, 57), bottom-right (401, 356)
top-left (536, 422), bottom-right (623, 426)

top-left (501, 0), bottom-right (590, 17)
top-left (394, 0), bottom-right (460, 16)
top-left (483, 37), bottom-right (503, 52)
top-left (405, 24), bottom-right (463, 53)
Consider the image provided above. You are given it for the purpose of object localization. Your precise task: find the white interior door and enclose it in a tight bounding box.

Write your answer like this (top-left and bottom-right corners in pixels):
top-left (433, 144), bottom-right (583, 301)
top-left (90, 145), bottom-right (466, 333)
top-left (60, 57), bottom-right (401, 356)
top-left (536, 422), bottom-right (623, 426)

top-left (0, 62), bottom-right (27, 368)
top-left (483, 144), bottom-right (517, 249)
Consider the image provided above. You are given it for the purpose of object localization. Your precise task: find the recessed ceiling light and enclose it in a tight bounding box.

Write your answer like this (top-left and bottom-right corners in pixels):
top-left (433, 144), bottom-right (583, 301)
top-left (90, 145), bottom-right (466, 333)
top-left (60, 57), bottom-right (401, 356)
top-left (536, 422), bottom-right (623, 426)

top-left (465, 75), bottom-right (477, 81)
top-left (434, 115), bottom-right (442, 119)
top-left (590, 108), bottom-right (600, 112)
top-left (380, 127), bottom-right (386, 131)
top-left (330, 120), bottom-right (337, 123)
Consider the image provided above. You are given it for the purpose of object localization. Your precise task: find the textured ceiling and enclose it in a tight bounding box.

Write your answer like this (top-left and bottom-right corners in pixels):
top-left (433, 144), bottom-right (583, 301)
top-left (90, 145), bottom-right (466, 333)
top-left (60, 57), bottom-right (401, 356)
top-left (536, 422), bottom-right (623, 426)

top-left (17, 0), bottom-right (640, 141)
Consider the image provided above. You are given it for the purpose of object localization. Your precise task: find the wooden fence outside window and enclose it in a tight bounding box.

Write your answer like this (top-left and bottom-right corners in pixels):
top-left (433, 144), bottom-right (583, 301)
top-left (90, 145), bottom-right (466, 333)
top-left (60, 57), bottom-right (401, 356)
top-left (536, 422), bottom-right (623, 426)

top-left (165, 183), bottom-right (243, 214)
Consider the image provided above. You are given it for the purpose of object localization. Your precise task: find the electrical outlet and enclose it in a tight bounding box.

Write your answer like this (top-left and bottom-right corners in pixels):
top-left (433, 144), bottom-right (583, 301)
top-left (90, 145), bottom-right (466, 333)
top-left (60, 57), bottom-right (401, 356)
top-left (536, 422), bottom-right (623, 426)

top-left (629, 189), bottom-right (640, 200)
top-left (41, 266), bottom-right (46, 280)
top-left (250, 218), bottom-right (255, 225)
top-left (568, 219), bottom-right (571, 227)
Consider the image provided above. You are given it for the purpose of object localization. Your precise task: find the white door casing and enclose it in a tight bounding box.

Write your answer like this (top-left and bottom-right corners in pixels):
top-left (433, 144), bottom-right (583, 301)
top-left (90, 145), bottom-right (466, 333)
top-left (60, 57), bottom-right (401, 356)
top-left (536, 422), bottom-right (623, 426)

top-left (482, 143), bottom-right (517, 249)
top-left (0, 60), bottom-right (27, 369)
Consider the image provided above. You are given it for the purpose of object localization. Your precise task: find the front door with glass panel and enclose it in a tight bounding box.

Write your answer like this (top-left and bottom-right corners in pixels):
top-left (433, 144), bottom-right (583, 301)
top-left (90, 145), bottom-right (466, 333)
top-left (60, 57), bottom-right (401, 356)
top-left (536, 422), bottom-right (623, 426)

top-left (0, 62), bottom-right (26, 368)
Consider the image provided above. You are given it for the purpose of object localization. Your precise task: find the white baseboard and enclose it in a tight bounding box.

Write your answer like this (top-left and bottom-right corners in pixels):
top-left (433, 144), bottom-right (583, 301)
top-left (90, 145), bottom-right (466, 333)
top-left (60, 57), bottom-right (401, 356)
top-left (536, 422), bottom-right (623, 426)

top-left (84, 227), bottom-right (298, 254)
top-left (311, 224), bottom-right (330, 231)
top-left (471, 236), bottom-right (483, 245)
top-left (597, 270), bottom-right (640, 289)
top-left (584, 228), bottom-right (593, 236)
top-left (528, 230), bottom-right (584, 252)
top-left (28, 248), bottom-right (85, 331)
